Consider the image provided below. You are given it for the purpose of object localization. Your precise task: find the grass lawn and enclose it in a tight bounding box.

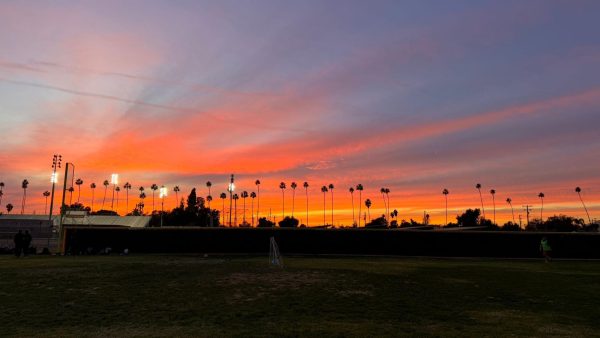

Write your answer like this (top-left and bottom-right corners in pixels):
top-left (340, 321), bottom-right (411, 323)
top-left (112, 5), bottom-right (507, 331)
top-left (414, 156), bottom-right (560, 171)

top-left (1, 255), bottom-right (599, 337)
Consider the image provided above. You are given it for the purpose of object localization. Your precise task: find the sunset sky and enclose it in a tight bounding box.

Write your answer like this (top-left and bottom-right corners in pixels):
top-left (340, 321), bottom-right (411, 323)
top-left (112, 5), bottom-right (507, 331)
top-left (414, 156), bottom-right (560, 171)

top-left (1, 0), bottom-right (599, 225)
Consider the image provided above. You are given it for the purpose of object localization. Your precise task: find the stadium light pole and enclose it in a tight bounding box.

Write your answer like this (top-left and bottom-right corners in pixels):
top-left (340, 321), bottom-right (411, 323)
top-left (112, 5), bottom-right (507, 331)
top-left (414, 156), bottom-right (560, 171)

top-left (228, 174), bottom-right (235, 227)
top-left (159, 186), bottom-right (167, 227)
top-left (110, 174), bottom-right (119, 211)
top-left (59, 162), bottom-right (75, 254)
top-left (48, 154), bottom-right (62, 221)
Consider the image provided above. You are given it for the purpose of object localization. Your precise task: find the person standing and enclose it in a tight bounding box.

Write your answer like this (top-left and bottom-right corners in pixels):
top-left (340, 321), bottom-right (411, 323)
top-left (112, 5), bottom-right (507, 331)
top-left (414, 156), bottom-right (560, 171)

top-left (13, 230), bottom-right (23, 258)
top-left (540, 237), bottom-right (552, 263)
top-left (23, 230), bottom-right (32, 256)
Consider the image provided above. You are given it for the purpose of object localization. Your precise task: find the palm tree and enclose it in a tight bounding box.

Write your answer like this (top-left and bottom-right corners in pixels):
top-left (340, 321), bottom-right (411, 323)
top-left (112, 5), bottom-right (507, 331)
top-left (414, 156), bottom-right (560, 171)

top-left (392, 209), bottom-right (398, 223)
top-left (250, 192), bottom-right (257, 226)
top-left (68, 186), bottom-right (74, 205)
top-left (490, 189), bottom-right (496, 225)
top-left (43, 191), bottom-right (51, 214)
top-left (321, 186), bottom-right (328, 226)
top-left (279, 182), bottom-right (286, 219)
top-left (90, 183), bottom-right (97, 211)
top-left (290, 182), bottom-right (297, 219)
top-left (150, 184), bottom-right (158, 212)
top-left (6, 203), bottom-right (14, 214)
top-left (21, 179), bottom-right (29, 214)
top-left (384, 188), bottom-right (391, 220)
top-left (206, 195), bottom-right (213, 221)
top-left (476, 183), bottom-right (485, 219)
top-left (506, 198), bottom-right (515, 224)
top-left (575, 187), bottom-right (592, 225)
top-left (303, 182), bottom-right (309, 226)
top-left (220, 192), bottom-right (227, 225)
top-left (206, 181), bottom-right (212, 208)
top-left (356, 184), bottom-right (364, 227)
top-left (139, 192), bottom-right (146, 213)
top-left (380, 188), bottom-right (387, 221)
top-left (124, 182), bottom-right (132, 213)
top-left (349, 187), bottom-right (355, 226)
top-left (241, 191), bottom-right (248, 225)
top-left (75, 178), bottom-right (83, 203)
top-left (233, 193), bottom-right (239, 226)
top-left (115, 186), bottom-right (121, 212)
top-left (538, 192), bottom-right (545, 221)
top-left (255, 180), bottom-right (261, 221)
top-left (442, 189), bottom-right (449, 225)
top-left (0, 181), bottom-right (4, 206)
top-left (173, 186), bottom-right (180, 208)
top-left (101, 180), bottom-right (109, 210)
top-left (365, 198), bottom-right (372, 223)
top-left (328, 184), bottom-right (334, 226)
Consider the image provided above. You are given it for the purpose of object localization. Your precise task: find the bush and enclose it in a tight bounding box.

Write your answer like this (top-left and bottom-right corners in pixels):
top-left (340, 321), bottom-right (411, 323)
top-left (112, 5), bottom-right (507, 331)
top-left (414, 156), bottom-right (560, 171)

top-left (257, 217), bottom-right (275, 228)
top-left (278, 216), bottom-right (299, 228)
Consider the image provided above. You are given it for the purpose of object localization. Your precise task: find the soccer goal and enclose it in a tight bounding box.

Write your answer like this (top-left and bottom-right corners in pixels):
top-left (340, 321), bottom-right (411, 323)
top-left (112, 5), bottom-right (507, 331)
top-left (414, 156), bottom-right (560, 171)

top-left (269, 236), bottom-right (283, 267)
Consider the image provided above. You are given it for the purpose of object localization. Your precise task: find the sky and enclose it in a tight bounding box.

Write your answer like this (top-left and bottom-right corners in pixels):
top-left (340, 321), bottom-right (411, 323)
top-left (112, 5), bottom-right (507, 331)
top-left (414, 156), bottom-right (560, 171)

top-left (1, 0), bottom-right (599, 226)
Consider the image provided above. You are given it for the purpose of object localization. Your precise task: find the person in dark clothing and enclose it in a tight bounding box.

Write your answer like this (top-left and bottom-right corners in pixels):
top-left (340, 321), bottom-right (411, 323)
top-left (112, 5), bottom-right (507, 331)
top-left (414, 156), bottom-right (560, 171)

top-left (23, 230), bottom-right (32, 256)
top-left (14, 230), bottom-right (23, 258)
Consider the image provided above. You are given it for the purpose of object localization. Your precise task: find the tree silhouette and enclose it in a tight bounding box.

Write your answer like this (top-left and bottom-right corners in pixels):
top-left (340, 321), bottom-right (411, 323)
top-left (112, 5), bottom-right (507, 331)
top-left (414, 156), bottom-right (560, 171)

top-left (356, 184), bottom-right (364, 227)
top-left (490, 189), bottom-right (496, 225)
top-left (75, 178), bottom-right (83, 203)
top-left (241, 191), bottom-right (248, 225)
top-left (233, 193), bottom-right (239, 226)
top-left (279, 182), bottom-right (286, 219)
top-left (349, 187), bottom-right (355, 227)
top-left (115, 186), bottom-right (121, 212)
top-left (303, 182), bottom-right (309, 226)
top-left (173, 186), bottom-right (180, 209)
top-left (255, 180), bottom-right (261, 221)
top-left (68, 186), bottom-right (74, 205)
top-left (206, 181), bottom-right (212, 209)
top-left (506, 198), bottom-right (515, 224)
top-left (476, 183), bottom-right (485, 219)
top-left (538, 192), bottom-right (545, 221)
top-left (384, 188), bottom-right (391, 221)
top-left (290, 182), bottom-right (297, 219)
top-left (321, 186), bottom-right (328, 226)
top-left (442, 189), bottom-right (449, 225)
top-left (101, 180), bottom-right (109, 210)
top-left (0, 181), bottom-right (4, 206)
top-left (151, 184), bottom-right (159, 212)
top-left (124, 182), bottom-right (132, 213)
top-left (139, 191), bottom-right (146, 213)
top-left (6, 203), bottom-right (13, 214)
top-left (328, 184), bottom-right (334, 226)
top-left (90, 183), bottom-right (96, 211)
top-left (365, 198), bottom-right (372, 222)
top-left (575, 187), bottom-right (592, 225)
top-left (43, 191), bottom-right (51, 214)
top-left (21, 179), bottom-right (29, 214)
top-left (380, 188), bottom-right (387, 222)
top-left (220, 192), bottom-right (227, 225)
top-left (250, 191), bottom-right (257, 227)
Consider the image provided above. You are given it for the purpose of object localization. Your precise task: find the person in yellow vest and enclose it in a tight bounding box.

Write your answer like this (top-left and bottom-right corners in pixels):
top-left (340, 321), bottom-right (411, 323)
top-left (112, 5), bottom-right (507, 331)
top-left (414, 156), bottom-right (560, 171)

top-left (540, 237), bottom-right (552, 263)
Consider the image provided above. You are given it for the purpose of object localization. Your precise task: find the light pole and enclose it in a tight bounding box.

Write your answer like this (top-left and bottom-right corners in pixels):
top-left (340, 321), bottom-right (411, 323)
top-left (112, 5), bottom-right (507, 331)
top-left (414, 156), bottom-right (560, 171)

top-left (228, 174), bottom-right (235, 227)
top-left (159, 186), bottom-right (167, 227)
top-left (49, 154), bottom-right (62, 221)
top-left (110, 173), bottom-right (119, 211)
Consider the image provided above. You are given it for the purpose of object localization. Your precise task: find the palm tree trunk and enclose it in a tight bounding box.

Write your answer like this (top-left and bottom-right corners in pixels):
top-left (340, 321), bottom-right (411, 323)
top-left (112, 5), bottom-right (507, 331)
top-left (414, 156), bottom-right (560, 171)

top-left (540, 199), bottom-right (544, 221)
top-left (358, 191), bottom-right (362, 227)
top-left (282, 190), bottom-right (285, 219)
top-left (292, 190), bottom-right (295, 219)
top-left (386, 193), bottom-right (390, 222)
top-left (175, 192), bottom-right (178, 209)
top-left (305, 188), bottom-right (309, 226)
top-left (91, 189), bottom-right (95, 211)
top-left (102, 187), bottom-right (107, 210)
top-left (234, 198), bottom-right (237, 226)
top-left (45, 196), bottom-right (48, 215)
top-left (331, 190), bottom-right (334, 226)
top-left (323, 192), bottom-right (326, 226)
top-left (351, 193), bottom-right (355, 227)
top-left (251, 199), bottom-right (254, 227)
top-left (126, 190), bottom-right (129, 214)
top-left (243, 198), bottom-right (246, 225)
top-left (222, 199), bottom-right (225, 226)
top-left (21, 189), bottom-right (26, 214)
top-left (578, 192), bottom-right (592, 224)
top-left (445, 195), bottom-right (448, 225)
top-left (478, 189), bottom-right (485, 219)
top-left (152, 192), bottom-right (155, 212)
top-left (77, 186), bottom-right (81, 203)
top-left (381, 193), bottom-right (387, 221)
top-left (492, 195), bottom-right (496, 225)
top-left (510, 204), bottom-right (515, 223)
top-left (257, 186), bottom-right (260, 222)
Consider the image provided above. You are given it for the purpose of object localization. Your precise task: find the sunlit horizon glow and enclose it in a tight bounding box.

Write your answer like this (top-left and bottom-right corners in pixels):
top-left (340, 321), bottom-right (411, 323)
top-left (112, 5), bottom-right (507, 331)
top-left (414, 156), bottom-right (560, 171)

top-left (1, 0), bottom-right (599, 225)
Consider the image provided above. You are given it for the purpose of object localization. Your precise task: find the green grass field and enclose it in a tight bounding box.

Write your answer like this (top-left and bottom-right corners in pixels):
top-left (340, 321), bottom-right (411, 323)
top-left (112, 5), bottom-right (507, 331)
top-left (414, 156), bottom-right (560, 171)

top-left (1, 255), bottom-right (599, 337)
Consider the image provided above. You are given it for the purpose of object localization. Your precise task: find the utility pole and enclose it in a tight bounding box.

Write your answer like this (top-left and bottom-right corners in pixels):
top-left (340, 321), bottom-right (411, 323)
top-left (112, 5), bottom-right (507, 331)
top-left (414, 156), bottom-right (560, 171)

top-left (518, 214), bottom-right (522, 229)
top-left (523, 205), bottom-right (533, 229)
top-left (49, 154), bottom-right (62, 221)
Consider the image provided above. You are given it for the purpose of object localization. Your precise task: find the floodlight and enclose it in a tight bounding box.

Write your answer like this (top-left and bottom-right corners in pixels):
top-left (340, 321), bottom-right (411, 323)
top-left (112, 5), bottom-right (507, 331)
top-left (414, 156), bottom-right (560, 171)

top-left (51, 172), bottom-right (58, 183)
top-left (111, 173), bottom-right (119, 185)
top-left (160, 186), bottom-right (168, 198)
top-left (228, 182), bottom-right (235, 192)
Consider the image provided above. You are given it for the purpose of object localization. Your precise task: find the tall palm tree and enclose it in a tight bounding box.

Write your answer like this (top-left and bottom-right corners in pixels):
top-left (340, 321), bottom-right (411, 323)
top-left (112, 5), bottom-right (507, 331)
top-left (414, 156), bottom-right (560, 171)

top-left (321, 186), bottom-right (328, 226)
top-left (115, 186), bottom-right (121, 212)
top-left (6, 203), bottom-right (14, 214)
top-left (490, 189), bottom-right (496, 225)
top-left (21, 179), bottom-right (29, 214)
top-left (506, 198), bottom-right (515, 223)
top-left (150, 184), bottom-right (158, 212)
top-left (250, 192), bottom-right (257, 227)
top-left (349, 187), bottom-right (355, 226)
top-left (279, 182), bottom-right (286, 219)
top-left (173, 186), bottom-right (180, 208)
top-left (384, 188), bottom-right (391, 221)
top-left (356, 184), bottom-right (364, 227)
top-left (476, 183), bottom-right (486, 219)
top-left (365, 198), bottom-right (372, 223)
top-left (290, 182), bottom-right (297, 219)
top-left (206, 181), bottom-right (212, 208)
top-left (206, 195), bottom-right (213, 221)
top-left (90, 183), bottom-right (96, 211)
top-left (442, 189), bottom-right (449, 225)
top-left (233, 193), bottom-right (239, 226)
top-left (0, 181), bottom-right (4, 206)
top-left (75, 178), bottom-right (83, 203)
top-left (538, 192), bottom-right (545, 221)
top-left (101, 180), bottom-right (109, 210)
top-left (303, 182), bottom-right (309, 226)
top-left (328, 184), bottom-right (334, 226)
top-left (575, 187), bottom-right (592, 225)
top-left (124, 182), bottom-right (132, 213)
top-left (380, 188), bottom-right (387, 221)
top-left (241, 191), bottom-right (248, 225)
top-left (255, 180), bottom-right (261, 221)
top-left (68, 186), bottom-right (74, 205)
top-left (220, 192), bottom-right (227, 225)
top-left (139, 192), bottom-right (146, 213)
top-left (43, 191), bottom-right (51, 214)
